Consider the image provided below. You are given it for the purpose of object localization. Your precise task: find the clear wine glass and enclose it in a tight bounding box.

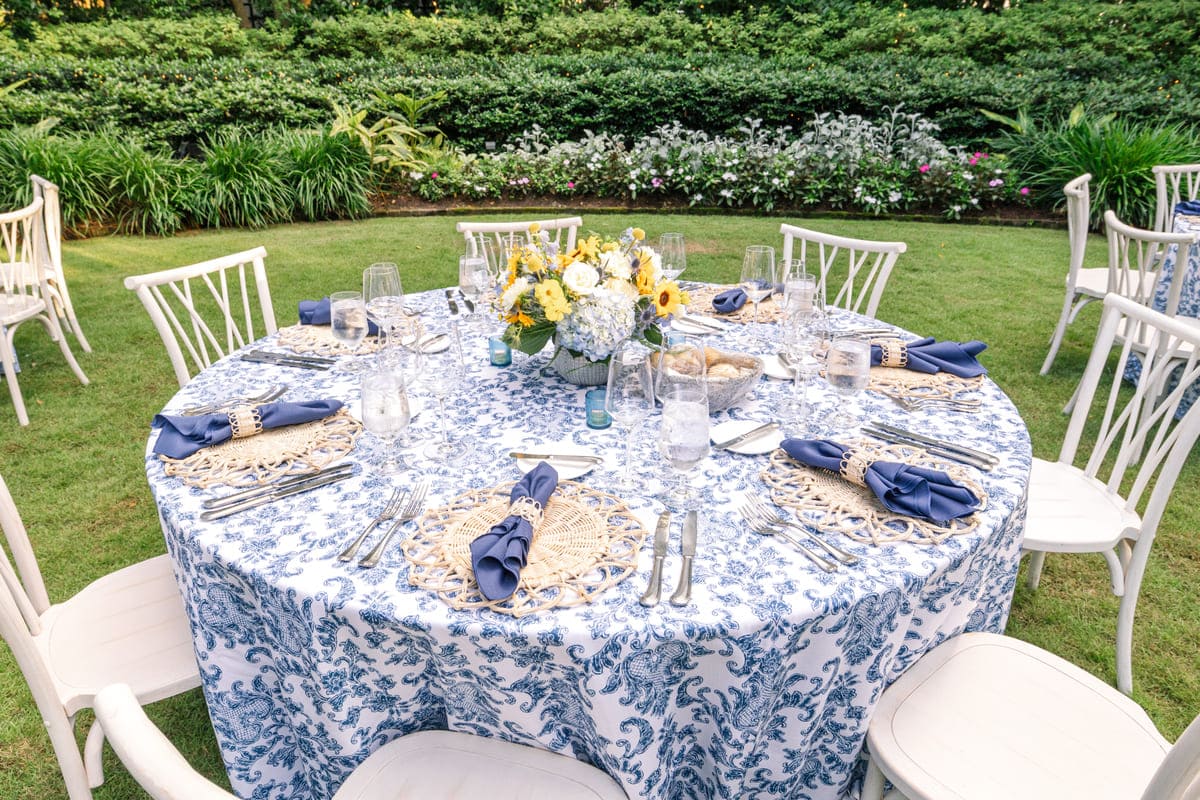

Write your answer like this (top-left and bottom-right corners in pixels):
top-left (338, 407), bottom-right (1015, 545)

top-left (653, 336), bottom-right (707, 401)
top-left (458, 254), bottom-right (490, 329)
top-left (360, 370), bottom-right (411, 475)
top-left (363, 262), bottom-right (405, 363)
top-left (825, 337), bottom-right (871, 433)
top-left (421, 343), bottom-right (466, 463)
top-left (605, 342), bottom-right (655, 491)
top-left (740, 245), bottom-right (776, 327)
top-left (658, 384), bottom-right (709, 507)
top-left (659, 233), bottom-right (686, 281)
top-left (329, 291), bottom-right (368, 373)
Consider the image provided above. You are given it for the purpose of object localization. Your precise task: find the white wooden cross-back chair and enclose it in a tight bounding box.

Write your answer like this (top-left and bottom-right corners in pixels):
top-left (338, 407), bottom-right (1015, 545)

top-left (1024, 293), bottom-right (1200, 695)
top-left (0, 472), bottom-right (201, 800)
top-left (1, 196), bottom-right (90, 426)
top-left (1041, 174), bottom-right (1106, 374)
top-left (861, 632), bottom-right (1200, 800)
top-left (1153, 163), bottom-right (1200, 233)
top-left (456, 216), bottom-right (583, 261)
top-left (778, 222), bottom-right (906, 318)
top-left (123, 246), bottom-right (277, 388)
top-left (31, 174), bottom-right (91, 353)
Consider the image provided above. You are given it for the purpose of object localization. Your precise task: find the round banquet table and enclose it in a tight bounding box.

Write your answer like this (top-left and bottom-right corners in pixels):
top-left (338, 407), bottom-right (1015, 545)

top-left (143, 287), bottom-right (1032, 800)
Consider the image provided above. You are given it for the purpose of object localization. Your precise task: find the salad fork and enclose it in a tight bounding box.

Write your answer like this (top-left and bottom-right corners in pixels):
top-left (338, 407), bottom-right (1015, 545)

top-left (737, 500), bottom-right (837, 572)
top-left (337, 486), bottom-right (406, 562)
top-left (742, 496), bottom-right (860, 565)
top-left (358, 480), bottom-right (430, 568)
top-left (179, 384), bottom-right (288, 416)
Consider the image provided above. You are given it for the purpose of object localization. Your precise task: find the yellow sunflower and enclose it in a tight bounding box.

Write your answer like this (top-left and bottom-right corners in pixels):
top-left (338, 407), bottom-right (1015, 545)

top-left (653, 282), bottom-right (683, 317)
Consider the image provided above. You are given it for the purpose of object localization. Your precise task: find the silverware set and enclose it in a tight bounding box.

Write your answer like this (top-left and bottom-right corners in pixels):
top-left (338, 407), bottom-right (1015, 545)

top-left (179, 384), bottom-right (288, 416)
top-left (241, 350), bottom-right (336, 370)
top-left (861, 422), bottom-right (999, 471)
top-left (737, 496), bottom-right (858, 572)
top-left (199, 463), bottom-right (355, 521)
top-left (348, 481), bottom-right (430, 569)
top-left (640, 509), bottom-right (698, 607)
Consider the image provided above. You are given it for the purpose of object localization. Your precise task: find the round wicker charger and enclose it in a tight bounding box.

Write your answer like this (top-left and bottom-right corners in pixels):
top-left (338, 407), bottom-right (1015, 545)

top-left (275, 324), bottom-right (382, 357)
top-left (685, 284), bottom-right (783, 324)
top-left (760, 439), bottom-right (987, 546)
top-left (867, 365), bottom-right (984, 404)
top-left (161, 409), bottom-right (362, 488)
top-left (403, 481), bottom-right (647, 617)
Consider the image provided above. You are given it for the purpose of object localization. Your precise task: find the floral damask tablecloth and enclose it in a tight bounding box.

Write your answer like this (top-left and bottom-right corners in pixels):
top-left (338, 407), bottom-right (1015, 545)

top-left (144, 287), bottom-right (1032, 800)
top-left (1148, 213), bottom-right (1200, 416)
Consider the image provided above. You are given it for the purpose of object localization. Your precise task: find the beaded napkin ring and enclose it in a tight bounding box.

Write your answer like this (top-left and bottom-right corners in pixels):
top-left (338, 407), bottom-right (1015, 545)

top-left (838, 448), bottom-right (872, 487)
top-left (227, 405), bottom-right (264, 439)
top-left (877, 338), bottom-right (908, 368)
top-left (507, 495), bottom-right (544, 527)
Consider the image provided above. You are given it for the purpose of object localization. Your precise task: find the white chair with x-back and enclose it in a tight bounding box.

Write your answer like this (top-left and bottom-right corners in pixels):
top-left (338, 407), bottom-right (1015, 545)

top-left (456, 216), bottom-right (583, 261)
top-left (31, 174), bottom-right (91, 353)
top-left (779, 222), bottom-right (906, 318)
top-left (1153, 163), bottom-right (1200, 233)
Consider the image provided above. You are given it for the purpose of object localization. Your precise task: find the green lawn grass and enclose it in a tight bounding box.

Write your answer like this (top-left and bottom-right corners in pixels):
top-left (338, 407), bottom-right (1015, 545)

top-left (1, 213), bottom-right (1197, 798)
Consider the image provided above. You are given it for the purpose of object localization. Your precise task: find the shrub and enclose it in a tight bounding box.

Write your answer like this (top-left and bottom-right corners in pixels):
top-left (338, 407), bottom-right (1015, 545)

top-left (282, 128), bottom-right (373, 221)
top-left (189, 127), bottom-right (293, 229)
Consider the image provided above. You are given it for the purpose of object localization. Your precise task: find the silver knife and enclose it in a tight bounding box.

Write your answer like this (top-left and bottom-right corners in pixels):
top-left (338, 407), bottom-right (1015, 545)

top-left (861, 425), bottom-right (995, 472)
top-left (248, 349), bottom-right (336, 365)
top-left (713, 422), bottom-right (779, 451)
top-left (508, 451), bottom-right (604, 465)
top-left (198, 469), bottom-right (353, 520)
top-left (868, 422), bottom-right (999, 466)
top-left (201, 463), bottom-right (354, 510)
top-left (639, 511), bottom-right (671, 607)
top-left (669, 510), bottom-right (697, 606)
top-left (444, 288), bottom-right (461, 316)
top-left (240, 353), bottom-right (331, 371)
top-left (676, 315), bottom-right (726, 333)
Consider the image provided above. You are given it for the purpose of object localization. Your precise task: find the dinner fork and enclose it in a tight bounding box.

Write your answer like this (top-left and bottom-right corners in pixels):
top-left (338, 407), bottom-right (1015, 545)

top-left (736, 500), bottom-right (837, 573)
top-left (893, 395), bottom-right (982, 412)
top-left (337, 487), bottom-right (406, 562)
top-left (179, 384), bottom-right (288, 416)
top-left (742, 496), bottom-right (860, 565)
top-left (358, 480), bottom-right (430, 568)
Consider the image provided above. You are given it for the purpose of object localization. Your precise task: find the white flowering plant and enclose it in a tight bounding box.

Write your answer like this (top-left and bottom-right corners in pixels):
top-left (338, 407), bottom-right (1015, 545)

top-left (497, 225), bottom-right (688, 361)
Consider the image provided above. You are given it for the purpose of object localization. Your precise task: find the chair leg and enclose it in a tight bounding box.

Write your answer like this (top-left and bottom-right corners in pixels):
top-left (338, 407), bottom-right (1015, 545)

top-left (1040, 295), bottom-right (1075, 375)
top-left (36, 313), bottom-right (89, 386)
top-left (83, 719), bottom-right (105, 788)
top-left (1026, 550), bottom-right (1047, 590)
top-left (1116, 543), bottom-right (1150, 697)
top-left (2, 329), bottom-right (30, 426)
top-left (862, 757), bottom-right (887, 800)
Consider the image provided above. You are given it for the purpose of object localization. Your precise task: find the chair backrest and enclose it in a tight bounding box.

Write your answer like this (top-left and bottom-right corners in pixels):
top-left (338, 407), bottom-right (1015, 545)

top-left (1104, 210), bottom-right (1197, 313)
top-left (0, 196), bottom-right (46, 305)
top-left (123, 247), bottom-right (277, 388)
top-left (30, 175), bottom-right (62, 279)
top-left (778, 222), bottom-right (906, 318)
top-left (1152, 163), bottom-right (1200, 232)
top-left (1141, 708), bottom-right (1200, 800)
top-left (1063, 173), bottom-right (1091, 283)
top-left (1062, 293), bottom-right (1200, 562)
top-left (456, 216), bottom-right (582, 260)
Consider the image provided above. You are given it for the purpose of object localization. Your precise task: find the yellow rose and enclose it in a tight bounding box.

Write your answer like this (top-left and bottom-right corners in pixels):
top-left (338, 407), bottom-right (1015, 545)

top-left (631, 228), bottom-right (645, 241)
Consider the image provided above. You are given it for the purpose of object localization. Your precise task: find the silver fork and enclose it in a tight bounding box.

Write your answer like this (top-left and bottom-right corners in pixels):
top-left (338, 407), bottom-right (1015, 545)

top-left (180, 384), bottom-right (288, 416)
top-left (337, 487), bottom-right (406, 562)
top-left (743, 496), bottom-right (860, 565)
top-left (358, 481), bottom-right (430, 568)
top-left (894, 395), bottom-right (982, 412)
top-left (736, 500), bottom-right (837, 573)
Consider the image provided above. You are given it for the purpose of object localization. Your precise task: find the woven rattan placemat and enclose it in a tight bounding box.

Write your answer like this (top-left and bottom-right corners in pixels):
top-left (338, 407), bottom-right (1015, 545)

top-left (867, 366), bottom-right (984, 404)
top-left (275, 324), bottom-right (382, 357)
top-left (686, 284), bottom-right (783, 324)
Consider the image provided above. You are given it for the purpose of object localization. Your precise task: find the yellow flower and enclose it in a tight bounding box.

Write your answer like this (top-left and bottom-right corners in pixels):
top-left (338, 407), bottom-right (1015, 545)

top-left (680, 290), bottom-right (691, 306)
top-left (635, 267), bottom-right (657, 296)
top-left (654, 281), bottom-right (683, 317)
top-left (528, 222), bottom-right (542, 234)
top-left (601, 241), bottom-right (620, 253)
top-left (534, 280), bottom-right (570, 322)
top-left (631, 228), bottom-right (645, 241)
top-left (525, 251), bottom-right (545, 274)
top-left (571, 234), bottom-right (601, 262)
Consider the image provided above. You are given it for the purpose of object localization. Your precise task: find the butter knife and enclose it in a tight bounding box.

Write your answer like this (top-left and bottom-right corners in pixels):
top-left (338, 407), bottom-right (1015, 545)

top-left (508, 451), bottom-right (604, 465)
top-left (669, 510), bottom-right (697, 606)
top-left (198, 469), bottom-right (353, 520)
top-left (639, 511), bottom-right (671, 607)
top-left (861, 425), bottom-right (995, 472)
top-left (202, 463), bottom-right (354, 510)
top-left (713, 422), bottom-right (779, 451)
top-left (867, 422), bottom-right (999, 466)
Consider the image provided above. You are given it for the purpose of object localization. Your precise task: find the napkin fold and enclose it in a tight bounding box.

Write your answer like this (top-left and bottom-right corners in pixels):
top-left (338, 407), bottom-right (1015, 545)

top-left (152, 399), bottom-right (344, 459)
top-left (781, 438), bottom-right (980, 521)
top-left (469, 462), bottom-right (559, 601)
top-left (1175, 200), bottom-right (1200, 217)
top-left (713, 288), bottom-right (747, 313)
top-left (870, 337), bottom-right (987, 378)
top-left (298, 297), bottom-right (379, 336)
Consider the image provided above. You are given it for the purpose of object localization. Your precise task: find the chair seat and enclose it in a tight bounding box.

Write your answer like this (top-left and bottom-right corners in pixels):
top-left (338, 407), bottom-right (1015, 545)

top-left (0, 292), bottom-right (44, 325)
top-left (333, 730), bottom-right (627, 800)
top-left (867, 633), bottom-right (1169, 800)
top-left (1071, 267), bottom-right (1111, 298)
top-left (37, 554), bottom-right (200, 716)
top-left (1024, 459), bottom-right (1141, 553)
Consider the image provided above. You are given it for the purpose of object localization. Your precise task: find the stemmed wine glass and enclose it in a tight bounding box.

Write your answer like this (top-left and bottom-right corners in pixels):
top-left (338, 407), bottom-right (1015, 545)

top-left (825, 337), bottom-right (871, 433)
top-left (363, 262), bottom-right (406, 365)
top-left (458, 254), bottom-right (491, 329)
top-left (421, 342), bottom-right (466, 462)
top-left (658, 384), bottom-right (710, 507)
top-left (659, 233), bottom-right (686, 281)
top-left (740, 245), bottom-right (776, 327)
top-left (360, 370), bottom-right (411, 475)
top-left (605, 342), bottom-right (655, 491)
top-left (329, 290), bottom-right (368, 372)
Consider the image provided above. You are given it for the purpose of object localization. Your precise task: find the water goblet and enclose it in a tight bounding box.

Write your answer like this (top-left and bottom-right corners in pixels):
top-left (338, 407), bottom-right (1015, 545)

top-left (421, 344), bottom-right (467, 463)
top-left (363, 262), bottom-right (405, 361)
top-left (658, 385), bottom-right (709, 507)
top-left (458, 254), bottom-right (490, 329)
top-left (360, 370), bottom-right (411, 475)
top-left (825, 337), bottom-right (871, 433)
top-left (605, 342), bottom-right (655, 491)
top-left (740, 245), bottom-right (777, 329)
top-left (330, 291), bottom-right (368, 373)
top-left (659, 233), bottom-right (687, 281)
top-left (653, 336), bottom-right (707, 401)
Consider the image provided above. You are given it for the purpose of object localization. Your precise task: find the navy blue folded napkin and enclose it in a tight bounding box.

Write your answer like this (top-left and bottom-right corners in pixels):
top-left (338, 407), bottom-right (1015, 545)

top-left (1175, 200), bottom-right (1200, 217)
top-left (870, 337), bottom-right (987, 378)
top-left (781, 438), bottom-right (980, 521)
top-left (152, 398), bottom-right (344, 459)
top-left (713, 288), bottom-right (747, 313)
top-left (469, 462), bottom-right (559, 601)
top-left (298, 297), bottom-right (379, 336)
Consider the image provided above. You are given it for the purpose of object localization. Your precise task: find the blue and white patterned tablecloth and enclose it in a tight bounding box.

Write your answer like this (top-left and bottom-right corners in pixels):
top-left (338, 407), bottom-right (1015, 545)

top-left (143, 288), bottom-right (1032, 800)
top-left (1148, 213), bottom-right (1200, 416)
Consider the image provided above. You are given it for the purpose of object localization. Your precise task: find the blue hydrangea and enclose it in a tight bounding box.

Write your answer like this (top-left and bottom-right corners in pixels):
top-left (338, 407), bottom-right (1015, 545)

top-left (555, 289), bottom-right (636, 361)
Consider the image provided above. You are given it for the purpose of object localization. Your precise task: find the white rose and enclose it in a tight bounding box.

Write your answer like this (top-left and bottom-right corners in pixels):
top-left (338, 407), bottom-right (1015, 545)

top-left (599, 250), bottom-right (631, 281)
top-left (561, 260), bottom-right (601, 296)
top-left (604, 277), bottom-right (638, 301)
top-left (500, 277), bottom-right (529, 311)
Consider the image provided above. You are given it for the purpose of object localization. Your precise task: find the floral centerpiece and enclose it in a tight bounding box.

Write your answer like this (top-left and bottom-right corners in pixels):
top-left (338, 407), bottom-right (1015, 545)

top-left (497, 225), bottom-right (688, 383)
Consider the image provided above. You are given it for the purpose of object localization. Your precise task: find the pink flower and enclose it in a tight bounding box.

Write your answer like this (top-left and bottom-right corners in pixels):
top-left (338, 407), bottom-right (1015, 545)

top-left (919, 164), bottom-right (930, 173)
top-left (431, 172), bottom-right (439, 179)
top-left (652, 177), bottom-right (663, 188)
top-left (1020, 187), bottom-right (1030, 196)
top-left (567, 181), bottom-right (575, 189)
top-left (973, 151), bottom-right (983, 158)
top-left (968, 156), bottom-right (978, 166)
